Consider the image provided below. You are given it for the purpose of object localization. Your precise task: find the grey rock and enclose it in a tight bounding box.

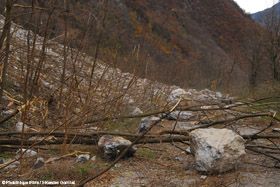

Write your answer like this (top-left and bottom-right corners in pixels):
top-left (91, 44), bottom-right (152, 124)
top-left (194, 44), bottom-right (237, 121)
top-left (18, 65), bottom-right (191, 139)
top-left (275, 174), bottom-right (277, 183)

top-left (215, 92), bottom-right (223, 98)
top-left (200, 175), bottom-right (207, 179)
top-left (15, 122), bottom-right (29, 132)
top-left (186, 147), bottom-right (192, 154)
top-left (168, 111), bottom-right (194, 120)
top-left (1, 158), bottom-right (19, 169)
top-left (98, 135), bottom-right (137, 159)
top-left (16, 149), bottom-right (37, 158)
top-left (131, 107), bottom-right (143, 115)
top-left (74, 154), bottom-right (90, 163)
top-left (128, 98), bottom-right (134, 104)
top-left (196, 94), bottom-right (209, 101)
top-left (209, 94), bottom-right (218, 100)
top-left (89, 126), bottom-right (99, 132)
top-left (138, 118), bottom-right (151, 133)
top-left (33, 157), bottom-right (45, 169)
top-left (200, 89), bottom-right (212, 95)
top-left (80, 126), bottom-right (99, 133)
top-left (91, 156), bottom-right (97, 162)
top-left (169, 88), bottom-right (191, 103)
top-left (150, 116), bottom-right (160, 121)
top-left (5, 161), bottom-right (20, 169)
top-left (190, 128), bottom-right (246, 173)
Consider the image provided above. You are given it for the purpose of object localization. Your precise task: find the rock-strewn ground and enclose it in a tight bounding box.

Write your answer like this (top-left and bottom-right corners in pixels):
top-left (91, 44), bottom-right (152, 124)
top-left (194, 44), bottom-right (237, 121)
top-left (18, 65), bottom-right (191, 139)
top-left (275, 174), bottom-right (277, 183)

top-left (0, 14), bottom-right (279, 187)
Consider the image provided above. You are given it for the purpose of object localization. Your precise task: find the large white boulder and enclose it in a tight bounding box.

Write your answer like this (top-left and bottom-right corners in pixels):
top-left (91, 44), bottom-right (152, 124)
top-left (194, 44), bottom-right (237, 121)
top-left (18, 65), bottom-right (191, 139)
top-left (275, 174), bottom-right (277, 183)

top-left (190, 128), bottom-right (246, 173)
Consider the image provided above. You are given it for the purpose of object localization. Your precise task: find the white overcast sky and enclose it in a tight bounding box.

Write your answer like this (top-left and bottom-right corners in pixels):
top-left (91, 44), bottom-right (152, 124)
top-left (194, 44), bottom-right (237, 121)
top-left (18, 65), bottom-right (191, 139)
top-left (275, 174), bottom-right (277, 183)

top-left (233, 0), bottom-right (278, 13)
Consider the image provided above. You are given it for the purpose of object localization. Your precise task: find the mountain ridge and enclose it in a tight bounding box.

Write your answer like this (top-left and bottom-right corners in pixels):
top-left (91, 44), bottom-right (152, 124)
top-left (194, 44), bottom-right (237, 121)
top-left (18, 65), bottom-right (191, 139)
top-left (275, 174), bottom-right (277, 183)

top-left (0, 0), bottom-right (265, 90)
top-left (251, 2), bottom-right (280, 23)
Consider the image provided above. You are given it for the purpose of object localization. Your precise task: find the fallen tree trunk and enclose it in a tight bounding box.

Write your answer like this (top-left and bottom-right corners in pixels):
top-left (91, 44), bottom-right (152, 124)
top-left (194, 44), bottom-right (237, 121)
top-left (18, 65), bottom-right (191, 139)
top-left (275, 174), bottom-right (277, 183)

top-left (0, 135), bottom-right (191, 146)
top-left (0, 132), bottom-right (279, 146)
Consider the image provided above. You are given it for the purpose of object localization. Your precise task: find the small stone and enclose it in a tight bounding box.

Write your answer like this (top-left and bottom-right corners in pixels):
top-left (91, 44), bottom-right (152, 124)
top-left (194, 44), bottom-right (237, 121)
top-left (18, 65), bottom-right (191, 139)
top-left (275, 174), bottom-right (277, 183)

top-left (129, 98), bottom-right (134, 104)
top-left (91, 156), bottom-right (97, 162)
top-left (150, 116), bottom-right (160, 121)
top-left (169, 88), bottom-right (190, 103)
top-left (138, 118), bottom-right (151, 133)
top-left (186, 147), bottom-right (192, 154)
top-left (174, 157), bottom-right (181, 161)
top-left (196, 94), bottom-right (209, 101)
top-left (132, 107), bottom-right (143, 115)
top-left (16, 149), bottom-right (37, 158)
top-left (89, 126), bottom-right (99, 132)
top-left (201, 89), bottom-right (212, 95)
top-left (200, 175), bottom-right (207, 179)
top-left (5, 161), bottom-right (20, 169)
top-left (42, 80), bottom-right (50, 87)
top-left (33, 157), bottom-right (45, 169)
top-left (74, 154), bottom-right (90, 163)
top-left (15, 122), bottom-right (29, 132)
top-left (215, 92), bottom-right (223, 98)
top-left (168, 111), bottom-right (194, 120)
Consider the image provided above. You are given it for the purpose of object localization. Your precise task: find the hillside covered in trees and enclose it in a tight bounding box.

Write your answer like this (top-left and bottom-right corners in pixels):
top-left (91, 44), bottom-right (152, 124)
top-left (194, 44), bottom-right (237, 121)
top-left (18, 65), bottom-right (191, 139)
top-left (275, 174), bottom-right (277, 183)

top-left (0, 0), bottom-right (274, 90)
